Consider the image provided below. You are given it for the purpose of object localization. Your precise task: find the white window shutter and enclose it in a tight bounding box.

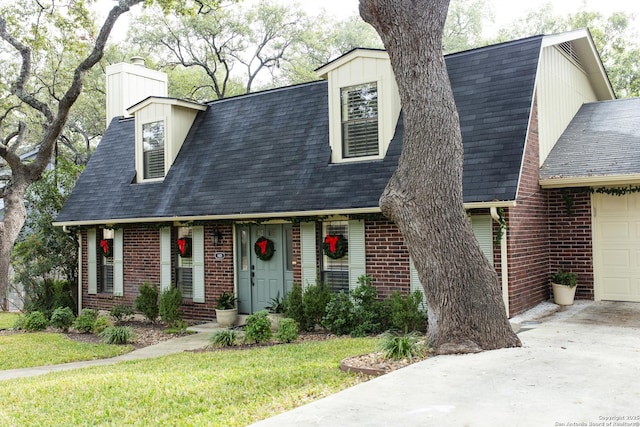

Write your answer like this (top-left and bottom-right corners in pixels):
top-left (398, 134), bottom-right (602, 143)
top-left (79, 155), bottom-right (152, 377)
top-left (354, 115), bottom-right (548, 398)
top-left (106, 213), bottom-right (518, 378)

top-left (160, 227), bottom-right (172, 292)
top-left (471, 215), bottom-right (494, 266)
top-left (300, 222), bottom-right (317, 288)
top-left (347, 219), bottom-right (366, 291)
top-left (87, 229), bottom-right (97, 295)
top-left (192, 226), bottom-right (205, 303)
top-left (113, 229), bottom-right (124, 296)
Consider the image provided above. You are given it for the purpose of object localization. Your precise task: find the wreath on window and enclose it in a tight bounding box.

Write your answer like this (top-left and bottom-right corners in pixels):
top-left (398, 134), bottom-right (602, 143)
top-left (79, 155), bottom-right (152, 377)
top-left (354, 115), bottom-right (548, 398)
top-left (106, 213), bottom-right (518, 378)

top-left (99, 239), bottom-right (113, 258)
top-left (323, 234), bottom-right (347, 259)
top-left (254, 236), bottom-right (275, 261)
top-left (177, 237), bottom-right (192, 258)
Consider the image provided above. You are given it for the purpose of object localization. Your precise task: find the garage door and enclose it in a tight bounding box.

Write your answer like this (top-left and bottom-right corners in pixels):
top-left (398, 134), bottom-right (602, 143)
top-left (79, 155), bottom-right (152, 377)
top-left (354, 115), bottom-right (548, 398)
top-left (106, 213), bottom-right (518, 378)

top-left (593, 192), bottom-right (640, 302)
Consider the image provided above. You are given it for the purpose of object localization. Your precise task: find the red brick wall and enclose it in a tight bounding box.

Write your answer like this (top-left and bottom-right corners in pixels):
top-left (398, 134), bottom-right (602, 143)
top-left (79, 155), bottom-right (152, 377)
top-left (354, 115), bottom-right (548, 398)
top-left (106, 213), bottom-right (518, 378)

top-left (505, 98), bottom-right (551, 316)
top-left (80, 224), bottom-right (235, 321)
top-left (547, 188), bottom-right (594, 299)
top-left (365, 220), bottom-right (411, 298)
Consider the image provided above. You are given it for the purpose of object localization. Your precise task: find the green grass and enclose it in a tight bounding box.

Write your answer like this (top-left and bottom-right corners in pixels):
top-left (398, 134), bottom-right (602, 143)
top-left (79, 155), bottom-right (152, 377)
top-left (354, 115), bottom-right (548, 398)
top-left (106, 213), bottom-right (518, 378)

top-left (0, 333), bottom-right (133, 370)
top-left (0, 337), bottom-right (377, 426)
top-left (0, 312), bottom-right (20, 330)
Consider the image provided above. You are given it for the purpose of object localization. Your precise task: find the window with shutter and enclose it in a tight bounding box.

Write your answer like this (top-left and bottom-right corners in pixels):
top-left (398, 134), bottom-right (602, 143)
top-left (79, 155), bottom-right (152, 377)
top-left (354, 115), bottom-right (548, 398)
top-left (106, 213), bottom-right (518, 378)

top-left (142, 121), bottom-right (165, 179)
top-left (321, 221), bottom-right (349, 293)
top-left (341, 82), bottom-right (379, 158)
top-left (176, 227), bottom-right (193, 299)
top-left (100, 229), bottom-right (114, 293)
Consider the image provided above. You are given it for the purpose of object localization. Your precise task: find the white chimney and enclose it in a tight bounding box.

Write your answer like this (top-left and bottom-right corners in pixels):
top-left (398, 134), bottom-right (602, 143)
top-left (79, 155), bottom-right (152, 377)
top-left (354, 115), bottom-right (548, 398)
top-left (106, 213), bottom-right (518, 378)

top-left (105, 58), bottom-right (168, 126)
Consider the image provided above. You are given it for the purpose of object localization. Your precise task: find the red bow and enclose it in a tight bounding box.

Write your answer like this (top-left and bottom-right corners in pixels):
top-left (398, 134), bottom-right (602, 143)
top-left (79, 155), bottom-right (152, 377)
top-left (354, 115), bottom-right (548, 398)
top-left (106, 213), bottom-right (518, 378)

top-left (177, 238), bottom-right (187, 255)
top-left (257, 239), bottom-right (268, 255)
top-left (100, 239), bottom-right (110, 254)
top-left (325, 235), bottom-right (339, 253)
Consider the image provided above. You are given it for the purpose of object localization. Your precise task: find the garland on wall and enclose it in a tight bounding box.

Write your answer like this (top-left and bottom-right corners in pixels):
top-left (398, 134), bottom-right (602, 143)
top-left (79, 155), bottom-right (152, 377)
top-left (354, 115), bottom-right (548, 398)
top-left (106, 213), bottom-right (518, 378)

top-left (493, 208), bottom-right (507, 245)
top-left (560, 186), bottom-right (640, 216)
top-left (323, 234), bottom-right (348, 259)
top-left (254, 236), bottom-right (275, 261)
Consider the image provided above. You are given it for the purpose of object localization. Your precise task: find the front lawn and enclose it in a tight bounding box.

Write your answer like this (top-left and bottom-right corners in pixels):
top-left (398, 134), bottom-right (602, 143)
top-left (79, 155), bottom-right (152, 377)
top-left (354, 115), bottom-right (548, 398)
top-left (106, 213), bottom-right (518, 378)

top-left (0, 312), bottom-right (19, 330)
top-left (0, 333), bottom-right (133, 370)
top-left (0, 337), bottom-right (377, 426)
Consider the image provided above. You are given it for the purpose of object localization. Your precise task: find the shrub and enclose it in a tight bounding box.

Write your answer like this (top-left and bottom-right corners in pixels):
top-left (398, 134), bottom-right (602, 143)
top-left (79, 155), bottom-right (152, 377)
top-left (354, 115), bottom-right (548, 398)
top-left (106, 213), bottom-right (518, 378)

top-left (16, 311), bottom-right (49, 331)
top-left (159, 287), bottom-right (183, 327)
top-left (73, 308), bottom-right (98, 333)
top-left (387, 291), bottom-right (427, 333)
top-left (244, 310), bottom-right (272, 343)
top-left (100, 326), bottom-right (134, 344)
top-left (216, 291), bottom-right (237, 310)
top-left (135, 283), bottom-right (159, 322)
top-left (166, 319), bottom-right (190, 334)
top-left (210, 329), bottom-right (237, 347)
top-left (275, 318), bottom-right (299, 343)
top-left (302, 282), bottom-right (331, 331)
top-left (322, 291), bottom-right (355, 336)
top-left (23, 279), bottom-right (75, 319)
top-left (109, 305), bottom-right (134, 323)
top-left (283, 284), bottom-right (305, 328)
top-left (93, 315), bottom-right (112, 334)
top-left (49, 306), bottom-right (75, 332)
top-left (351, 276), bottom-right (384, 336)
top-left (378, 331), bottom-right (426, 361)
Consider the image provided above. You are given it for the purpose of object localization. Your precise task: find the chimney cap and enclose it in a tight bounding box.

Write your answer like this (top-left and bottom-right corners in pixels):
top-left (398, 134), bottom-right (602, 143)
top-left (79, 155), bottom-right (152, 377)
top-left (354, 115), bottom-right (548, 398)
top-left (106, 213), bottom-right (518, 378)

top-left (130, 56), bottom-right (146, 66)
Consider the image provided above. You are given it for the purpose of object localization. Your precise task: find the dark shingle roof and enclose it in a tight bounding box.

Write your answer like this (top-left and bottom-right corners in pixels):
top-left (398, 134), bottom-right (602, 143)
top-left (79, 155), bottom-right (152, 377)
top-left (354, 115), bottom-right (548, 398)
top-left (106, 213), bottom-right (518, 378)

top-left (57, 36), bottom-right (543, 224)
top-left (540, 98), bottom-right (640, 180)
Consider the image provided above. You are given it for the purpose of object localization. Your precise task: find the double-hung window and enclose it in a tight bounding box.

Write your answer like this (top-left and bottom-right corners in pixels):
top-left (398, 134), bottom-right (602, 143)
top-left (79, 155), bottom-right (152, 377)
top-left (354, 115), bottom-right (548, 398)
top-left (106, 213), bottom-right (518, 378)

top-left (176, 227), bottom-right (193, 299)
top-left (321, 221), bottom-right (350, 293)
top-left (142, 120), bottom-right (165, 179)
top-left (100, 229), bottom-right (114, 293)
top-left (341, 82), bottom-right (379, 158)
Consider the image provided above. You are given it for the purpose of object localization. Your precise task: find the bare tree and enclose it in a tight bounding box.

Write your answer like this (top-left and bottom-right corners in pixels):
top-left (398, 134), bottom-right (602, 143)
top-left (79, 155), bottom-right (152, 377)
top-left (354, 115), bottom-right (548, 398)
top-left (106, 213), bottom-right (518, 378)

top-left (0, 0), bottom-right (149, 311)
top-left (360, 0), bottom-right (521, 353)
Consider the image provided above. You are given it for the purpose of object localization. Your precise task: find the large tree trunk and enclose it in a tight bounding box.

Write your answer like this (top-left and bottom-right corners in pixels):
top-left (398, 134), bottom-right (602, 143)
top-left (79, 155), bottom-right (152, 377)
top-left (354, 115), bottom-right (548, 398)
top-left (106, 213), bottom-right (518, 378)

top-left (0, 182), bottom-right (28, 311)
top-left (360, 0), bottom-right (520, 352)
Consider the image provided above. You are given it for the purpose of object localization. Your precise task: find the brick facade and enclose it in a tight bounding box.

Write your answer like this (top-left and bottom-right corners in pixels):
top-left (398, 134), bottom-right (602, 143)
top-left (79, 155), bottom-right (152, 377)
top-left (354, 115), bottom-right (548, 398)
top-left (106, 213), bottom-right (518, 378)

top-left (547, 188), bottom-right (594, 300)
top-left (503, 98), bottom-right (551, 316)
top-left (365, 220), bottom-right (411, 298)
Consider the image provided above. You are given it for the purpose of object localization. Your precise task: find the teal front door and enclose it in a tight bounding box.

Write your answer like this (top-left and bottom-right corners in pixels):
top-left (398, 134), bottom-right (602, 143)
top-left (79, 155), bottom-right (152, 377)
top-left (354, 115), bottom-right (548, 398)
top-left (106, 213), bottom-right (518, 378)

top-left (236, 224), bottom-right (293, 314)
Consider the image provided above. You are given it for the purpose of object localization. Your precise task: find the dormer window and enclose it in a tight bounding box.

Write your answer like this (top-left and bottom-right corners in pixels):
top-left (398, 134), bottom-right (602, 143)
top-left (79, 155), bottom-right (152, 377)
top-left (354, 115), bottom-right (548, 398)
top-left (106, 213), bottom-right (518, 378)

top-left (142, 120), bottom-right (165, 179)
top-left (341, 82), bottom-right (379, 158)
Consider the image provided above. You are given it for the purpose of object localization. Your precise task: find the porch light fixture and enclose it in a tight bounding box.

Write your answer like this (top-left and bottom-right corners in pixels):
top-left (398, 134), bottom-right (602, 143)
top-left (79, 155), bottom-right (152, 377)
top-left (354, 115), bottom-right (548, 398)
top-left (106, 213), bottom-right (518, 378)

top-left (212, 230), bottom-right (223, 245)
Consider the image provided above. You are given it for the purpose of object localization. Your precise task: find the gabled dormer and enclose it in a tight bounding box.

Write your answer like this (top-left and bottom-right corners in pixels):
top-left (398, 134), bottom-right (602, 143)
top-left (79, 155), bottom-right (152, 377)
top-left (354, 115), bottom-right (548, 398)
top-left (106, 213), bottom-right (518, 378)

top-left (127, 97), bottom-right (207, 183)
top-left (317, 49), bottom-right (401, 163)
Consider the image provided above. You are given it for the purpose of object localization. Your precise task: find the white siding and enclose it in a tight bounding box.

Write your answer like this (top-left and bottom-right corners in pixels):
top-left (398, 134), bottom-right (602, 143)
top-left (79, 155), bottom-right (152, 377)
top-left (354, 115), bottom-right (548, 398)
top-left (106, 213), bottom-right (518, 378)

top-left (300, 222), bottom-right (317, 288)
top-left (87, 229), bottom-right (97, 295)
top-left (113, 229), bottom-right (124, 296)
top-left (347, 220), bottom-right (366, 291)
top-left (192, 226), bottom-right (205, 303)
top-left (538, 46), bottom-right (599, 166)
top-left (160, 227), bottom-right (172, 292)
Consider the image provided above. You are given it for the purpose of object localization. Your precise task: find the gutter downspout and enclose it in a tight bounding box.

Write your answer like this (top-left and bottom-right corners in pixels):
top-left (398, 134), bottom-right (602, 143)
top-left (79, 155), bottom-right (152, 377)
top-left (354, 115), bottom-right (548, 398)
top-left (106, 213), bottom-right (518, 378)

top-left (491, 207), bottom-right (510, 317)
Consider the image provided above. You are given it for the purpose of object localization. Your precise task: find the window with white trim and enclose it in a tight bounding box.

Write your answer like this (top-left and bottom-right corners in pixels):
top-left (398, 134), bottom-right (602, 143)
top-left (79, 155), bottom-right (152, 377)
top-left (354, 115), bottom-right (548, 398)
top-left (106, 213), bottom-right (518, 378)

top-left (176, 227), bottom-right (193, 299)
top-left (341, 82), bottom-right (378, 158)
top-left (100, 229), bottom-right (114, 293)
top-left (142, 120), bottom-right (165, 179)
top-left (321, 221), bottom-right (349, 293)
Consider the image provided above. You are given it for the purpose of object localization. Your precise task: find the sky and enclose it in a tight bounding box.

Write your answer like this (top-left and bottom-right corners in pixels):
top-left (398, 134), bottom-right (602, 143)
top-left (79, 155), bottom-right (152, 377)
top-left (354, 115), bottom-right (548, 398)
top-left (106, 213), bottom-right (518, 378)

top-left (103, 0), bottom-right (640, 43)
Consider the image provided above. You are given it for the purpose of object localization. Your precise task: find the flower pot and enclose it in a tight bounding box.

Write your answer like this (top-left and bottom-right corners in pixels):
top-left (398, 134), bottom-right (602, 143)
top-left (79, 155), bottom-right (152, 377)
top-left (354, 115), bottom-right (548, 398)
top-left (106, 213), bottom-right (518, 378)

top-left (552, 283), bottom-right (577, 306)
top-left (215, 308), bottom-right (238, 328)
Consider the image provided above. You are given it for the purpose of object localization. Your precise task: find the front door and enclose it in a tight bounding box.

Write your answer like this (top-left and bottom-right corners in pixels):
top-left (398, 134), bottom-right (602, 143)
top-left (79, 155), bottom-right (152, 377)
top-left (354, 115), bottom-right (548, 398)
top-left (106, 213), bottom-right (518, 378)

top-left (236, 224), bottom-right (293, 314)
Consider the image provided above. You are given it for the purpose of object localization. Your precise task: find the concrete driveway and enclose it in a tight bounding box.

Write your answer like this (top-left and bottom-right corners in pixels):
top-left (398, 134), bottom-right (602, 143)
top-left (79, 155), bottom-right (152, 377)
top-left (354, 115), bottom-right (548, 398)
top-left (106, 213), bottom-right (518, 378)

top-left (251, 301), bottom-right (640, 427)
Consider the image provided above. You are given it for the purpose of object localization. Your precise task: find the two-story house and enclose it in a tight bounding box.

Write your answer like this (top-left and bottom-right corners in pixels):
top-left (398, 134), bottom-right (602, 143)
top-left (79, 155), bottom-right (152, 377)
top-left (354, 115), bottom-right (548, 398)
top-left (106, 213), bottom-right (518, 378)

top-left (55, 29), bottom-right (640, 320)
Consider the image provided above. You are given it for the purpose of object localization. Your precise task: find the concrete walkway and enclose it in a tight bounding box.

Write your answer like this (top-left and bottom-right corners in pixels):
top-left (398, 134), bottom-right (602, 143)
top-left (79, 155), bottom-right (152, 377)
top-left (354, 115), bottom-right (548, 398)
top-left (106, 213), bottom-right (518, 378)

top-left (0, 322), bottom-right (219, 381)
top-left (251, 301), bottom-right (640, 426)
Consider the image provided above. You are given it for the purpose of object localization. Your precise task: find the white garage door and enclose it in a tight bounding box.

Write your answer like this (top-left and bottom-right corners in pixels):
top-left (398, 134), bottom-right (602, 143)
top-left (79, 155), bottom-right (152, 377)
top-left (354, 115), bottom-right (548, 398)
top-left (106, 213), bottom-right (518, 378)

top-left (593, 192), bottom-right (640, 302)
